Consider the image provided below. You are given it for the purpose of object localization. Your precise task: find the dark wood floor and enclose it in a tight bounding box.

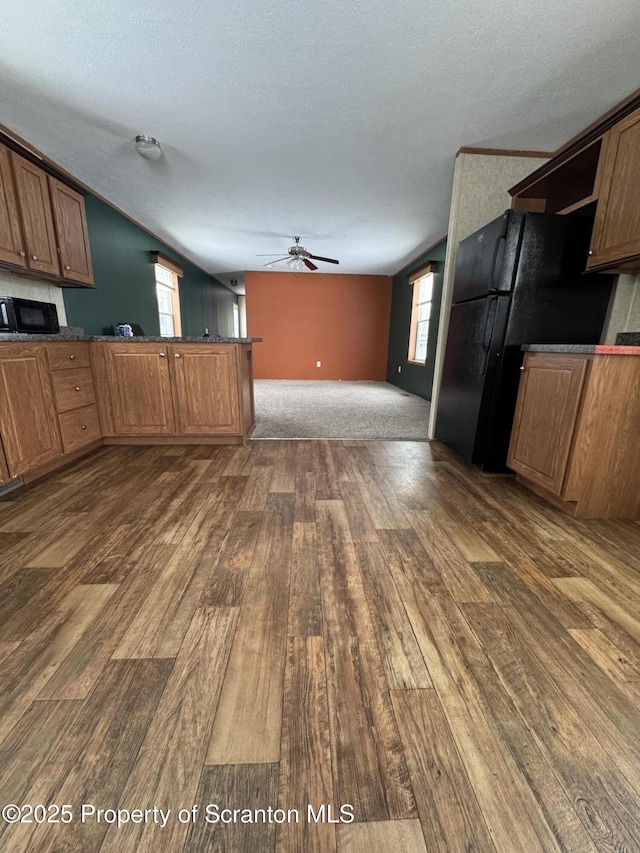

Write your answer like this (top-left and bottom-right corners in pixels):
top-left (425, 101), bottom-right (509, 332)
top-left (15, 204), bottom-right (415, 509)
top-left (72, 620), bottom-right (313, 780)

top-left (1, 440), bottom-right (640, 852)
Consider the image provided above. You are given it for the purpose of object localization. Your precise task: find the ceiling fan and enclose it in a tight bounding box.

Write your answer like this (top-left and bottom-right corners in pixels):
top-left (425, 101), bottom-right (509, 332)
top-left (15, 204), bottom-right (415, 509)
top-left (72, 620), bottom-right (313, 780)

top-left (257, 237), bottom-right (339, 271)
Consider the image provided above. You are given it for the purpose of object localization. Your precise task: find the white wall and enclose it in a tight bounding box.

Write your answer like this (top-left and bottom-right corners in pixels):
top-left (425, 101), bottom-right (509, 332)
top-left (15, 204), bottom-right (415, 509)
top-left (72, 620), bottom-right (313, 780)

top-left (602, 273), bottom-right (640, 342)
top-left (0, 269), bottom-right (67, 324)
top-left (427, 152), bottom-right (549, 438)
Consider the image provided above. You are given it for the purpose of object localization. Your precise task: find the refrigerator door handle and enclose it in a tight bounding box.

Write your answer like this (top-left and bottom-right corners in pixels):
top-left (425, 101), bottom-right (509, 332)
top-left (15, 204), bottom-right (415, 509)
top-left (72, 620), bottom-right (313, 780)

top-left (481, 297), bottom-right (498, 375)
top-left (490, 236), bottom-right (506, 291)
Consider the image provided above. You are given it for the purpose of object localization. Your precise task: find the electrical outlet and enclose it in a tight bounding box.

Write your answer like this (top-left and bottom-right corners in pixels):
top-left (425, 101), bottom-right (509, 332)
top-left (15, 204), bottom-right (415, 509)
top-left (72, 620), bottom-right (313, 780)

top-left (397, 365), bottom-right (402, 373)
top-left (316, 361), bottom-right (321, 367)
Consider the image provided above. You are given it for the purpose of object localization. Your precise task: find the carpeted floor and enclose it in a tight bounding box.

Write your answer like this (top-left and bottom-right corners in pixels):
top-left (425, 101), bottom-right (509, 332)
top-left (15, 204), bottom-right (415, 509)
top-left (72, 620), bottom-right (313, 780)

top-left (252, 380), bottom-right (431, 439)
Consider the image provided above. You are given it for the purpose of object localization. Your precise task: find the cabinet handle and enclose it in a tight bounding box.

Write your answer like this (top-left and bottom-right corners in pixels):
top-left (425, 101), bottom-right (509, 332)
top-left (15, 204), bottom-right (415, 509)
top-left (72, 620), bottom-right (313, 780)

top-left (174, 353), bottom-right (181, 358)
top-left (31, 255), bottom-right (38, 261)
top-left (159, 352), bottom-right (166, 357)
top-left (75, 386), bottom-right (81, 391)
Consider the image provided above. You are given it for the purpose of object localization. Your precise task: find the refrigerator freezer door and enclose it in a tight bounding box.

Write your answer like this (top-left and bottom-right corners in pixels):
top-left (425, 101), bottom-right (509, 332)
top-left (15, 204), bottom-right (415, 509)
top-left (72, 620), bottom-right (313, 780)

top-left (452, 210), bottom-right (524, 303)
top-left (506, 214), bottom-right (614, 346)
top-left (435, 295), bottom-right (509, 465)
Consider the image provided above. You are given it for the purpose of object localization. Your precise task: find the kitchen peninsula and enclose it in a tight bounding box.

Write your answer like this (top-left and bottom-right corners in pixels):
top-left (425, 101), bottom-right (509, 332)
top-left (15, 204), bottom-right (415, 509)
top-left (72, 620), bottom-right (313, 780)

top-left (0, 334), bottom-right (259, 492)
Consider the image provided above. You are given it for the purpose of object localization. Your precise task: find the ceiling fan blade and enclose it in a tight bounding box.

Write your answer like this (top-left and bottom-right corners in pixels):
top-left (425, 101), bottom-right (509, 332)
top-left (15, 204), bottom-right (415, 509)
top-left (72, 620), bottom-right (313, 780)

top-left (308, 254), bottom-right (339, 264)
top-left (262, 257), bottom-right (290, 266)
top-left (303, 258), bottom-right (318, 271)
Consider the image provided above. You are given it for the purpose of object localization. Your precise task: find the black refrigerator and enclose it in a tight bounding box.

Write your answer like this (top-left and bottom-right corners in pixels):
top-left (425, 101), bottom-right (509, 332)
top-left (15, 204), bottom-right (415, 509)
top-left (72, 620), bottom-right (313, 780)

top-left (434, 209), bottom-right (614, 471)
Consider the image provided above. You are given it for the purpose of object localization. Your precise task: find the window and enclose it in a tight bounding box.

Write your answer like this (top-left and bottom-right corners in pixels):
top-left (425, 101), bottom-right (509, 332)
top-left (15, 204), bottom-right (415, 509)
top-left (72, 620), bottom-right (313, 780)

top-left (408, 271), bottom-right (434, 364)
top-left (152, 253), bottom-right (183, 337)
top-left (233, 303), bottom-right (240, 338)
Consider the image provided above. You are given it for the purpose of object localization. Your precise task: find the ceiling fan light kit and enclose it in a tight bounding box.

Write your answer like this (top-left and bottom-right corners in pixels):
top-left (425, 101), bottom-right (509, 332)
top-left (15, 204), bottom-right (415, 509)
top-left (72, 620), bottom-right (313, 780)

top-left (259, 236), bottom-right (339, 271)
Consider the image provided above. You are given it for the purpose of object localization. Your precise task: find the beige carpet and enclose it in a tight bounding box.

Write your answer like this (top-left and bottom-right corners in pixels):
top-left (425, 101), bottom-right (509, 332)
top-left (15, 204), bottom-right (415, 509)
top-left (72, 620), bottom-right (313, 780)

top-left (252, 380), bottom-right (430, 439)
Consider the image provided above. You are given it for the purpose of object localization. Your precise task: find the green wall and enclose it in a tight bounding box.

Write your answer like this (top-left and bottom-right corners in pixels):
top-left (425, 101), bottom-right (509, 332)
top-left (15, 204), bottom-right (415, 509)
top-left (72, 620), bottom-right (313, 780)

top-left (64, 195), bottom-right (237, 336)
top-left (386, 238), bottom-right (447, 400)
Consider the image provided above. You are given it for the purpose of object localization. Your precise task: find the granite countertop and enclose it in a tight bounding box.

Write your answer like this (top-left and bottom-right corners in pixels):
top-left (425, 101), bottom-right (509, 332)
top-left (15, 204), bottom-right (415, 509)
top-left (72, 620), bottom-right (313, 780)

top-left (0, 333), bottom-right (261, 344)
top-left (523, 344), bottom-right (640, 355)
top-left (89, 335), bottom-right (261, 343)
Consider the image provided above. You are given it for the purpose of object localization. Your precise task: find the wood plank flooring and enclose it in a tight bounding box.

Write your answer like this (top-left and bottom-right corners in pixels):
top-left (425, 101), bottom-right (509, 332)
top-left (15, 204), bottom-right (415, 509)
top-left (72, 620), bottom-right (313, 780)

top-left (0, 440), bottom-right (640, 851)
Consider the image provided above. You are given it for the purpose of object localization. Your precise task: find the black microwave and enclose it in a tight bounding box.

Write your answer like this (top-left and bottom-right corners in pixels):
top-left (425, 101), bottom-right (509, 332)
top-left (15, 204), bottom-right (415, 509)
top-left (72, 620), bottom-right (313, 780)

top-left (0, 297), bottom-right (60, 334)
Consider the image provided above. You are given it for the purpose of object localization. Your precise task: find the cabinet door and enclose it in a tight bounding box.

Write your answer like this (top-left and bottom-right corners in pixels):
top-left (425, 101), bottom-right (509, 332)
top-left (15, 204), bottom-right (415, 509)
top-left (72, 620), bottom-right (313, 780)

top-left (0, 144), bottom-right (26, 268)
top-left (170, 345), bottom-right (241, 435)
top-left (588, 108), bottom-right (640, 271)
top-left (507, 353), bottom-right (588, 495)
top-left (101, 345), bottom-right (175, 435)
top-left (10, 153), bottom-right (60, 276)
top-left (49, 177), bottom-right (94, 286)
top-left (0, 345), bottom-right (63, 476)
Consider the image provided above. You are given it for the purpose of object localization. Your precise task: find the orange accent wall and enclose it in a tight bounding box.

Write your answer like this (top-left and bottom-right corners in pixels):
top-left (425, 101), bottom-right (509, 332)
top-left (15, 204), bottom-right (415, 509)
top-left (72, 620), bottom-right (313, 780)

top-left (245, 271), bottom-right (393, 380)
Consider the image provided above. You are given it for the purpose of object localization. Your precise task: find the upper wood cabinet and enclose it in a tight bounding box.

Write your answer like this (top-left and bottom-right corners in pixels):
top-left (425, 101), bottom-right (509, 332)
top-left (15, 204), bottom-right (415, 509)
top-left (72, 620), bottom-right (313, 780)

top-left (0, 344), bottom-right (63, 477)
top-left (0, 145), bottom-right (26, 268)
top-left (0, 141), bottom-right (94, 286)
top-left (10, 152), bottom-right (60, 277)
top-left (49, 177), bottom-right (94, 285)
top-left (169, 344), bottom-right (241, 435)
top-left (587, 108), bottom-right (640, 272)
top-left (92, 343), bottom-right (175, 435)
top-left (510, 97), bottom-right (640, 274)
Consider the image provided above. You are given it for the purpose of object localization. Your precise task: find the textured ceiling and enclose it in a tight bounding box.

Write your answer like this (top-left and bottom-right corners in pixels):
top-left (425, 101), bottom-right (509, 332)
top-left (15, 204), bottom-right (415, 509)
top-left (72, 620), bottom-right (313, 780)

top-left (1, 0), bottom-right (639, 276)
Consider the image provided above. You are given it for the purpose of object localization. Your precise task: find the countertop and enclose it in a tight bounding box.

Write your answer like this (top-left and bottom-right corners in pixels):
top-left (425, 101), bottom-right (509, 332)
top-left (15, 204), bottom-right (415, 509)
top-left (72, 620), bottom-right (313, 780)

top-left (523, 344), bottom-right (640, 355)
top-left (0, 333), bottom-right (261, 344)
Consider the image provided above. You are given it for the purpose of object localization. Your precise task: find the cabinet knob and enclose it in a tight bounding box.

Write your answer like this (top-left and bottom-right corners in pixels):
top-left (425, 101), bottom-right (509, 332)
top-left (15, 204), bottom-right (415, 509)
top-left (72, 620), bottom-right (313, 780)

top-left (519, 366), bottom-right (525, 371)
top-left (18, 250), bottom-right (25, 257)
top-left (588, 250), bottom-right (593, 255)
top-left (31, 255), bottom-right (38, 261)
top-left (75, 386), bottom-right (81, 391)
top-left (81, 425), bottom-right (87, 430)
top-left (65, 265), bottom-right (71, 270)
top-left (174, 353), bottom-right (181, 358)
top-left (159, 352), bottom-right (166, 357)
top-left (69, 355), bottom-right (75, 360)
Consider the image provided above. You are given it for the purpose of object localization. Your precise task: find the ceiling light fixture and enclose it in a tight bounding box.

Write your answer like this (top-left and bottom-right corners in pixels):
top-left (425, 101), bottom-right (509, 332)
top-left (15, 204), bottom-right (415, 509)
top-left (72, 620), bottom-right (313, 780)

top-left (135, 134), bottom-right (162, 161)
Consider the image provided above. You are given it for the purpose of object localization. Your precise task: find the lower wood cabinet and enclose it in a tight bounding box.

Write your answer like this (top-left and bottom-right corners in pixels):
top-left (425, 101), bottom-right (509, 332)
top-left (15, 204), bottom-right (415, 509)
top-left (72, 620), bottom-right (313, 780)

top-left (92, 342), bottom-right (254, 443)
top-left (0, 339), bottom-right (256, 489)
top-left (0, 344), bottom-right (63, 477)
top-left (47, 342), bottom-right (101, 458)
top-left (508, 351), bottom-right (640, 518)
top-left (507, 354), bottom-right (588, 495)
top-left (93, 343), bottom-right (175, 435)
top-left (58, 405), bottom-right (101, 454)
top-left (170, 344), bottom-right (241, 435)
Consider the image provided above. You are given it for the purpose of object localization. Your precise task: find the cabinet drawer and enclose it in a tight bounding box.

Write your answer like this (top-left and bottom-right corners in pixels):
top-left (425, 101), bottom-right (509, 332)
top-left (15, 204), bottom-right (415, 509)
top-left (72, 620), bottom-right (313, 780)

top-left (51, 367), bottom-right (95, 412)
top-left (58, 405), bottom-right (101, 454)
top-left (47, 342), bottom-right (91, 371)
